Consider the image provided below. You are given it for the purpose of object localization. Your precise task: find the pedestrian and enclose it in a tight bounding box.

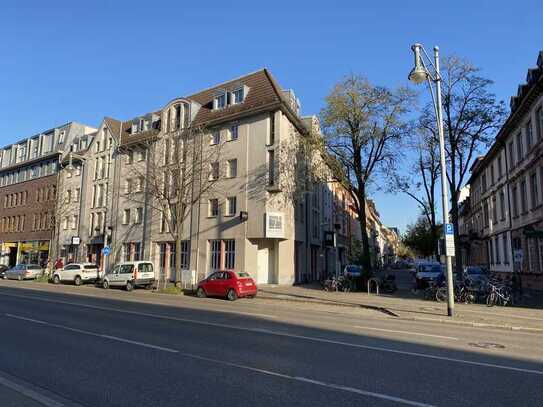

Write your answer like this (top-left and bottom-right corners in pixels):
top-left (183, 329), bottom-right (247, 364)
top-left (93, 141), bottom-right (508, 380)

top-left (54, 258), bottom-right (64, 270)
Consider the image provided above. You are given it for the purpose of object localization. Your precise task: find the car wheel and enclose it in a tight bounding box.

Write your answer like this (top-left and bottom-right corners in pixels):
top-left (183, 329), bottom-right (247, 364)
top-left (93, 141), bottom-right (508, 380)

top-left (196, 287), bottom-right (206, 298)
top-left (102, 280), bottom-right (109, 289)
top-left (227, 289), bottom-right (238, 301)
top-left (74, 276), bottom-right (82, 286)
top-left (125, 281), bottom-right (133, 292)
top-left (53, 275), bottom-right (60, 285)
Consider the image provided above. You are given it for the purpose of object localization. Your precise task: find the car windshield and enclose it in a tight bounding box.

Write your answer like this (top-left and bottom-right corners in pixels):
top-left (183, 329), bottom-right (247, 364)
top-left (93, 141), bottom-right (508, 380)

top-left (236, 272), bottom-right (251, 278)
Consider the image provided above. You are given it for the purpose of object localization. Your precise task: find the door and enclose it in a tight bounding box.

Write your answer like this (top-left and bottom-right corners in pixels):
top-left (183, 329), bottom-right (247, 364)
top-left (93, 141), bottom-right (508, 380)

top-left (108, 265), bottom-right (122, 286)
top-left (257, 247), bottom-right (269, 284)
top-left (205, 272), bottom-right (221, 295)
top-left (216, 272), bottom-right (232, 297)
top-left (136, 263), bottom-right (154, 281)
top-left (62, 264), bottom-right (79, 281)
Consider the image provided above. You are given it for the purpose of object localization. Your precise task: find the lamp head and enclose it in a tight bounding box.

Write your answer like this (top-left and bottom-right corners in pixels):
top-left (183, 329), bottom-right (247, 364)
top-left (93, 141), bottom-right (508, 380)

top-left (408, 43), bottom-right (428, 84)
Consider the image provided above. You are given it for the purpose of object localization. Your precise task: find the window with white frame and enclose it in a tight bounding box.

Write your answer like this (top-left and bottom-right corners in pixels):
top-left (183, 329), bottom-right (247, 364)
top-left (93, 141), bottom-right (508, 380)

top-left (134, 207), bottom-right (143, 224)
top-left (209, 162), bottom-right (219, 181)
top-left (227, 159), bottom-right (237, 178)
top-left (71, 215), bottom-right (78, 230)
top-left (74, 188), bottom-right (80, 202)
top-left (208, 199), bottom-right (219, 217)
top-left (210, 131), bottom-right (220, 145)
top-left (123, 209), bottom-right (130, 225)
top-left (209, 240), bottom-right (221, 271)
top-left (228, 125), bottom-right (238, 141)
top-left (226, 196), bottom-right (237, 216)
top-left (232, 88), bottom-right (244, 104)
top-left (63, 216), bottom-right (68, 230)
top-left (214, 93), bottom-right (226, 110)
top-left (224, 239), bottom-right (235, 269)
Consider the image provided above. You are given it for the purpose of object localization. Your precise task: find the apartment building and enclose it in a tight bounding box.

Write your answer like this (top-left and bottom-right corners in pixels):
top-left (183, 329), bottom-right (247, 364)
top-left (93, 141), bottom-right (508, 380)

top-left (0, 122), bottom-right (96, 267)
top-left (459, 51), bottom-right (543, 288)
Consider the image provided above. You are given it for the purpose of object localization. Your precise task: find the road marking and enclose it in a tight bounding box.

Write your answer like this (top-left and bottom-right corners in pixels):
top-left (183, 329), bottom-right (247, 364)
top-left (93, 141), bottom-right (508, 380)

top-left (0, 373), bottom-right (66, 407)
top-left (232, 311), bottom-right (277, 319)
top-left (354, 326), bottom-right (459, 340)
top-left (3, 292), bottom-right (543, 376)
top-left (177, 352), bottom-right (435, 407)
top-left (5, 313), bottom-right (179, 354)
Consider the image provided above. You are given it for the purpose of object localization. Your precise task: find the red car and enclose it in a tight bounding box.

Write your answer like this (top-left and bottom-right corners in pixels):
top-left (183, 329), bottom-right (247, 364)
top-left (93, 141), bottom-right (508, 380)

top-left (196, 271), bottom-right (257, 301)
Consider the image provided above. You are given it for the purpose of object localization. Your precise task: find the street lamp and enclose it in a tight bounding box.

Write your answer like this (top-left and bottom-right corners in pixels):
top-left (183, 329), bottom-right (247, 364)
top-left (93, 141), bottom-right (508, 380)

top-left (408, 43), bottom-right (455, 317)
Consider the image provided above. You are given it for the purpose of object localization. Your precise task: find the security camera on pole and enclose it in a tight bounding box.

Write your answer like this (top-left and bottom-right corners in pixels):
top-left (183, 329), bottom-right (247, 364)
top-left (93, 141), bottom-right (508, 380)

top-left (408, 43), bottom-right (455, 317)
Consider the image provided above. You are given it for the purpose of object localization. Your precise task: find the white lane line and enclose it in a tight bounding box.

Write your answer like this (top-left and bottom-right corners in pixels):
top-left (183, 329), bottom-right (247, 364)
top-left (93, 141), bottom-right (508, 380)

top-left (354, 326), bottom-right (459, 341)
top-left (100, 335), bottom-right (178, 353)
top-left (178, 351), bottom-right (435, 407)
top-left (233, 311), bottom-right (277, 319)
top-left (3, 293), bottom-right (543, 376)
top-left (0, 374), bottom-right (65, 407)
top-left (5, 313), bottom-right (178, 354)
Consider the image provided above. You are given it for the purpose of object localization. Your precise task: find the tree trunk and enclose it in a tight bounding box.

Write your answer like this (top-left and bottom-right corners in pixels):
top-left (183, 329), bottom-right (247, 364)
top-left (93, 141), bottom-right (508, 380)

top-left (356, 184), bottom-right (371, 273)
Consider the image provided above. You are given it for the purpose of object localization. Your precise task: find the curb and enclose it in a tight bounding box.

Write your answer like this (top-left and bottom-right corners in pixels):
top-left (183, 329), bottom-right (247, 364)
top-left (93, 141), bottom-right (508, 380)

top-left (258, 291), bottom-right (543, 333)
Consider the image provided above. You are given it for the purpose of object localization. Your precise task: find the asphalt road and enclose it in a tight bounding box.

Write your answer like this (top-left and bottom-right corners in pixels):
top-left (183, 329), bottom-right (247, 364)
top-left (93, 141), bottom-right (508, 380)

top-left (0, 283), bottom-right (542, 407)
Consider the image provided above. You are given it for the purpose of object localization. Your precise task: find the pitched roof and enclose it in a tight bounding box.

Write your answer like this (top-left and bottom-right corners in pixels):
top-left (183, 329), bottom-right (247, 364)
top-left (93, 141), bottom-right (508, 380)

top-left (104, 117), bottom-right (121, 138)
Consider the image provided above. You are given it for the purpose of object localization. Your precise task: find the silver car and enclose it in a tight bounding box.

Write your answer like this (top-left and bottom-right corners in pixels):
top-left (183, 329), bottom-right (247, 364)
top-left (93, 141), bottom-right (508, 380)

top-left (5, 264), bottom-right (43, 280)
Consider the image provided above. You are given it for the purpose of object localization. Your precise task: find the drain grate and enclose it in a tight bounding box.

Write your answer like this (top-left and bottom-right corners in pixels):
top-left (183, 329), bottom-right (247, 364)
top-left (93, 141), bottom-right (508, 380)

top-left (468, 342), bottom-right (506, 349)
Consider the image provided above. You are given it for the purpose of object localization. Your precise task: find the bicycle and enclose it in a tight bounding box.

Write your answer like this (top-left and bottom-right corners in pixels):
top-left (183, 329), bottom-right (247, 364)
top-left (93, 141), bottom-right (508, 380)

top-left (486, 283), bottom-right (513, 306)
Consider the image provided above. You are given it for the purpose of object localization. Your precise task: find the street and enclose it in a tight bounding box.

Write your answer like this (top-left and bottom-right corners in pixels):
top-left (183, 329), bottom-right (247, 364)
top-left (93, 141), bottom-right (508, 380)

top-left (0, 282), bottom-right (542, 406)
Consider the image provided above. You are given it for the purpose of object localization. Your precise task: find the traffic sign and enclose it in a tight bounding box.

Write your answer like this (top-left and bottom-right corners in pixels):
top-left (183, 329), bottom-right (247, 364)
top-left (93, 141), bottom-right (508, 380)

top-left (103, 246), bottom-right (111, 256)
top-left (445, 223), bottom-right (454, 235)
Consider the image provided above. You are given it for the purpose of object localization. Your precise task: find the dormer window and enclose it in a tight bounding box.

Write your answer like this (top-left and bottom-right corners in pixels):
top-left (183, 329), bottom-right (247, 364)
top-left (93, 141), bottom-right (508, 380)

top-left (214, 93), bottom-right (227, 110)
top-left (232, 88), bottom-right (244, 104)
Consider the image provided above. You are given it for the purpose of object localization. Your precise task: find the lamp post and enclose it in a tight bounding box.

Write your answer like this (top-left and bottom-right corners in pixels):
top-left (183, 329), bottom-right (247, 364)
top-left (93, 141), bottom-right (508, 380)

top-left (408, 43), bottom-right (455, 317)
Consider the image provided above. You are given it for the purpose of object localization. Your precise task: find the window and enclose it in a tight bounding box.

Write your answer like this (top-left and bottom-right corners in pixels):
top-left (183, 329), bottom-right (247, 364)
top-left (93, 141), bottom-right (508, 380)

top-left (268, 150), bottom-right (275, 186)
top-left (209, 162), bottom-right (219, 181)
top-left (537, 107), bottom-right (543, 141)
top-left (208, 199), bottom-right (219, 217)
top-left (226, 197), bottom-right (237, 216)
top-left (123, 209), bottom-right (130, 225)
top-left (175, 104), bottom-right (181, 130)
top-left (209, 240), bottom-right (221, 271)
top-left (134, 207), bottom-right (143, 224)
top-left (482, 173), bottom-right (487, 193)
top-left (74, 188), bottom-right (80, 202)
top-left (134, 243), bottom-right (142, 261)
top-left (63, 216), bottom-right (68, 230)
top-left (490, 164), bottom-right (495, 185)
top-left (65, 190), bottom-right (71, 203)
top-left (228, 125), bottom-right (238, 141)
top-left (227, 159), bottom-right (237, 178)
top-left (508, 142), bottom-right (515, 168)
top-left (269, 113), bottom-right (275, 145)
top-left (512, 185), bottom-right (518, 217)
top-left (232, 88), bottom-right (244, 104)
top-left (495, 238), bottom-right (500, 264)
top-left (492, 195), bottom-right (497, 224)
top-left (75, 165), bottom-right (81, 176)
top-left (483, 199), bottom-right (489, 227)
top-left (503, 234), bottom-right (509, 264)
top-left (126, 151), bottom-right (133, 165)
top-left (517, 132), bottom-right (523, 162)
top-left (499, 190), bottom-right (505, 220)
top-left (224, 240), bottom-right (235, 269)
top-left (215, 93), bottom-right (226, 109)
top-left (497, 155), bottom-right (502, 179)
top-left (520, 179), bottom-right (527, 214)
top-left (531, 172), bottom-right (538, 209)
top-left (125, 179), bottom-right (132, 194)
top-left (526, 121), bottom-right (533, 151)
top-left (210, 131), bottom-right (220, 145)
top-left (71, 215), bottom-right (78, 230)
top-left (180, 241), bottom-right (190, 269)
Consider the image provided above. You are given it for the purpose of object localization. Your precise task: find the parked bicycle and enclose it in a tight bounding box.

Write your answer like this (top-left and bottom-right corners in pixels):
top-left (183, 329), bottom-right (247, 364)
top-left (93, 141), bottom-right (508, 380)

top-left (486, 282), bottom-right (513, 306)
top-left (323, 275), bottom-right (352, 292)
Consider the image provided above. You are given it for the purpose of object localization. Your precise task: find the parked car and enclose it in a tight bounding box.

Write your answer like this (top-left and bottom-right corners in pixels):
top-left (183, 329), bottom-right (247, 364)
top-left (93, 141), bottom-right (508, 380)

top-left (52, 263), bottom-right (102, 286)
top-left (196, 271), bottom-right (257, 301)
top-left (414, 263), bottom-right (443, 289)
top-left (343, 265), bottom-right (363, 278)
top-left (5, 264), bottom-right (43, 280)
top-left (0, 264), bottom-right (8, 279)
top-left (463, 266), bottom-right (489, 290)
top-left (101, 261), bottom-right (155, 291)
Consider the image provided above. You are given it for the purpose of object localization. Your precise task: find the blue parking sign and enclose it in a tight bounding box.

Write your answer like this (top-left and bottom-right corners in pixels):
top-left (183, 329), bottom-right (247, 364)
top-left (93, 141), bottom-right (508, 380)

top-left (445, 223), bottom-right (454, 235)
top-left (103, 246), bottom-right (110, 256)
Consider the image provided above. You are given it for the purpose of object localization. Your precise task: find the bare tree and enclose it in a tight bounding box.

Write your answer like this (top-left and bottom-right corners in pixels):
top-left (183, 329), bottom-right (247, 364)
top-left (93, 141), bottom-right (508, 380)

top-left (420, 56), bottom-right (507, 272)
top-left (320, 74), bottom-right (414, 271)
top-left (124, 124), bottom-right (222, 289)
top-left (391, 126), bottom-right (440, 260)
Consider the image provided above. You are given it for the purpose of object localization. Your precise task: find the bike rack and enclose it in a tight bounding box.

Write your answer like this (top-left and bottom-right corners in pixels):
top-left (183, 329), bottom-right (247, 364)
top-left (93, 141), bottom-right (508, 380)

top-left (367, 278), bottom-right (380, 295)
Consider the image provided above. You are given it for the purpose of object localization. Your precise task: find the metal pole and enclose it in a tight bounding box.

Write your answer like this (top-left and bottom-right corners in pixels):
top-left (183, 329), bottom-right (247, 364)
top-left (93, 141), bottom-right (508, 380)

top-left (434, 46), bottom-right (455, 317)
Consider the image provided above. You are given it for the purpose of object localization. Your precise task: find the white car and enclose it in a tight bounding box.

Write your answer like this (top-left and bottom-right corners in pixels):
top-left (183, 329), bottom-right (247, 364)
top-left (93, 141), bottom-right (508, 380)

top-left (52, 263), bottom-right (102, 286)
top-left (102, 261), bottom-right (155, 291)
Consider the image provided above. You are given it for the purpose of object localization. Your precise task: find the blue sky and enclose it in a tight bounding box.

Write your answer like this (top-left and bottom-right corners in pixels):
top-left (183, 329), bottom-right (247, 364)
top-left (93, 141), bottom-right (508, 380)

top-left (1, 0), bottom-right (542, 233)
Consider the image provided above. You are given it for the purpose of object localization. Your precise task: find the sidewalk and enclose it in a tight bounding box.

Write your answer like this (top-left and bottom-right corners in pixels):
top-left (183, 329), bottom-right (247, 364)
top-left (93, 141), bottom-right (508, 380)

top-left (257, 283), bottom-right (543, 332)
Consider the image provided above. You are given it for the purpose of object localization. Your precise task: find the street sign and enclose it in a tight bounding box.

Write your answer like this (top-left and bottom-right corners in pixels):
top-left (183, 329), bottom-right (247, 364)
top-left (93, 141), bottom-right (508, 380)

top-left (103, 246), bottom-right (111, 256)
top-left (71, 236), bottom-right (80, 245)
top-left (445, 223), bottom-right (454, 235)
